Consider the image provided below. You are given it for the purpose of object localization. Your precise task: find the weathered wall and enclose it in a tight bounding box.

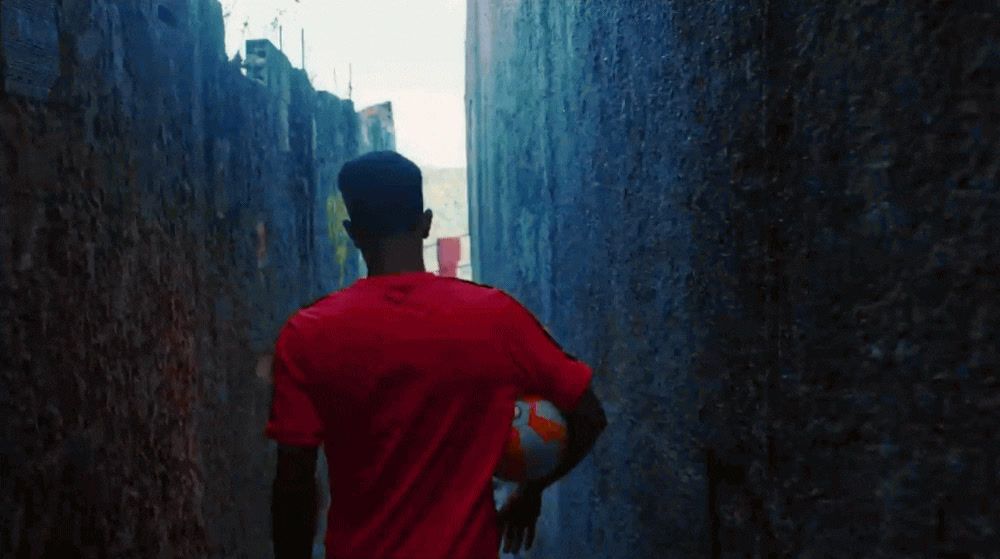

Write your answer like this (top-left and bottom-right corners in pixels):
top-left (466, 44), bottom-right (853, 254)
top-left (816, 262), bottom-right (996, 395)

top-left (468, 1), bottom-right (999, 557)
top-left (0, 1), bottom-right (390, 557)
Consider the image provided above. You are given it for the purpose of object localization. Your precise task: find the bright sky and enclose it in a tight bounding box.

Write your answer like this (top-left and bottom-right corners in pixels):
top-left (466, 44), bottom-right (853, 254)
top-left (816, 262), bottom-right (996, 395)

top-left (222, 0), bottom-right (467, 168)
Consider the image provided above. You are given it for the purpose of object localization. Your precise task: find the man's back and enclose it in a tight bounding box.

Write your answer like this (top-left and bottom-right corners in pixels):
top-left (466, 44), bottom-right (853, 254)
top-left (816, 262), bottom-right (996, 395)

top-left (266, 271), bottom-right (592, 558)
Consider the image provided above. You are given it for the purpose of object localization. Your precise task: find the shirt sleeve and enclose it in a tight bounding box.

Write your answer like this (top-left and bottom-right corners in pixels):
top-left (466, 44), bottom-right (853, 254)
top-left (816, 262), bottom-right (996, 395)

top-left (265, 322), bottom-right (323, 447)
top-left (500, 293), bottom-right (593, 411)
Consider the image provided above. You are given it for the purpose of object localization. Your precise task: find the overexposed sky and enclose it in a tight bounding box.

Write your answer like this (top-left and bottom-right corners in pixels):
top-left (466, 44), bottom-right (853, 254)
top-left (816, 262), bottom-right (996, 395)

top-left (222, 0), bottom-right (467, 168)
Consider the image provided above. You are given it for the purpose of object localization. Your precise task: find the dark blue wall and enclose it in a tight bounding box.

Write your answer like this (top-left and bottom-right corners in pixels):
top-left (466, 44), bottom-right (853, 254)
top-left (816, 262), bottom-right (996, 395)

top-left (468, 1), bottom-right (999, 556)
top-left (0, 1), bottom-right (388, 556)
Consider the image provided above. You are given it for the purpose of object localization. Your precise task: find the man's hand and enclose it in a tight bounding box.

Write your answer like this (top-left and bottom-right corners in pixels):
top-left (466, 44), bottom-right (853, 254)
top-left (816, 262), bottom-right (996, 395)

top-left (496, 387), bottom-right (607, 555)
top-left (497, 485), bottom-right (543, 554)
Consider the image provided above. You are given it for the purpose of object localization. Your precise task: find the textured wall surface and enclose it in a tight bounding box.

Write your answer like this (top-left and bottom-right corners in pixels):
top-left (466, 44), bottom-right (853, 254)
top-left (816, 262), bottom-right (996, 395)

top-left (0, 1), bottom-right (388, 557)
top-left (468, 1), bottom-right (999, 557)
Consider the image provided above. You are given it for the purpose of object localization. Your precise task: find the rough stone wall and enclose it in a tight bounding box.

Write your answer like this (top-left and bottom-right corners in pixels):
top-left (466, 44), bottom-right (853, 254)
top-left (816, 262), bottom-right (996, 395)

top-left (0, 1), bottom-right (390, 557)
top-left (467, 1), bottom-right (999, 557)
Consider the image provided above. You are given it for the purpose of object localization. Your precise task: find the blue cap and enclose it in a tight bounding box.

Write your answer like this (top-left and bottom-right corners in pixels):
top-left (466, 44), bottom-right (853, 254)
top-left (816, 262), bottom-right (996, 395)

top-left (337, 151), bottom-right (423, 236)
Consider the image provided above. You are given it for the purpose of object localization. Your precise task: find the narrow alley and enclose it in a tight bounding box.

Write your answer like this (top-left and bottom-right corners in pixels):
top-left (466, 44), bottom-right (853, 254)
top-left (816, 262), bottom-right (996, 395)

top-left (1, 1), bottom-right (998, 558)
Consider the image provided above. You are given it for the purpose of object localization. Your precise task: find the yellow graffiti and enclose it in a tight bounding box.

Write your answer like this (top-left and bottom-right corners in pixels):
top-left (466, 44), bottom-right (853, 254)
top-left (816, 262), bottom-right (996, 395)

top-left (326, 193), bottom-right (352, 286)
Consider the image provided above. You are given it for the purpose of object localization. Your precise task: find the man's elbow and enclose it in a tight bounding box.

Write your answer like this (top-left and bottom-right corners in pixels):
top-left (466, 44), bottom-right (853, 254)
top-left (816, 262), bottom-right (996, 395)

top-left (571, 388), bottom-right (608, 437)
top-left (591, 400), bottom-right (608, 435)
top-left (595, 406), bottom-right (608, 431)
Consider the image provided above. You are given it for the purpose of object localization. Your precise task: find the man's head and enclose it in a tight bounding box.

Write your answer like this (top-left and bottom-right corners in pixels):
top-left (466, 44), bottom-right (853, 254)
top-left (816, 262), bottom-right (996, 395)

top-left (337, 151), bottom-right (433, 256)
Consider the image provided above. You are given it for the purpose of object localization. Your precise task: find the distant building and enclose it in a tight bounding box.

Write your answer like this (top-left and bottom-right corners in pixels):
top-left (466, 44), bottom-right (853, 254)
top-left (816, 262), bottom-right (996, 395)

top-left (244, 39), bottom-right (291, 152)
top-left (358, 102), bottom-right (396, 152)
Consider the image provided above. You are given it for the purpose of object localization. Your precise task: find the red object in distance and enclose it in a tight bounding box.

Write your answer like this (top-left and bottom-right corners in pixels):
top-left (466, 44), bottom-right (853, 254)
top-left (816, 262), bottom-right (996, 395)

top-left (437, 236), bottom-right (461, 277)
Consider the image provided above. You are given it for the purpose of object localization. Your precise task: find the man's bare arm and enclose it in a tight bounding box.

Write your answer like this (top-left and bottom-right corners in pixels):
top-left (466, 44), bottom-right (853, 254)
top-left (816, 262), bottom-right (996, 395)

top-left (272, 444), bottom-right (319, 559)
top-left (525, 386), bottom-right (607, 493)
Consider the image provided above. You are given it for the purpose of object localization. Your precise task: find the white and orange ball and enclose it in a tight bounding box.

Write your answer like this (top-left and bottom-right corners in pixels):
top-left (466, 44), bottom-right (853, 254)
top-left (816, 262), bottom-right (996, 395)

top-left (496, 396), bottom-right (568, 482)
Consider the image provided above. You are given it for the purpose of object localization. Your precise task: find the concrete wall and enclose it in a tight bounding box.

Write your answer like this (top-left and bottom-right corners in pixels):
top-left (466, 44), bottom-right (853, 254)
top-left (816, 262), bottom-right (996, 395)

top-left (467, 1), bottom-right (999, 557)
top-left (0, 1), bottom-right (391, 556)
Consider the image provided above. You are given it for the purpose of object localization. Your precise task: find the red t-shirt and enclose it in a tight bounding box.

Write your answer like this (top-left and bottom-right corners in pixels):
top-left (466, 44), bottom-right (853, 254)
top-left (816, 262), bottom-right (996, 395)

top-left (265, 271), bottom-right (593, 559)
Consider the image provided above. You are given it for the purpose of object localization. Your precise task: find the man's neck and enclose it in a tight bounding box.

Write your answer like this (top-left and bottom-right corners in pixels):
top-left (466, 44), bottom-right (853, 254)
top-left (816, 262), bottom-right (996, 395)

top-left (364, 257), bottom-right (427, 277)
top-left (361, 237), bottom-right (427, 277)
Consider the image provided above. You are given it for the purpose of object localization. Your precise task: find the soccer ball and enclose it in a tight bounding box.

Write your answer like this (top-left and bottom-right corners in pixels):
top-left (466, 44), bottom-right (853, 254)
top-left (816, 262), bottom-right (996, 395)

top-left (495, 396), bottom-right (568, 482)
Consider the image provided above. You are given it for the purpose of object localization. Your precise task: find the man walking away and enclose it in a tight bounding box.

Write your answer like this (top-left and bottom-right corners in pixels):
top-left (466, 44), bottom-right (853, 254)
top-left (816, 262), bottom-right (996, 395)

top-left (266, 151), bottom-right (607, 559)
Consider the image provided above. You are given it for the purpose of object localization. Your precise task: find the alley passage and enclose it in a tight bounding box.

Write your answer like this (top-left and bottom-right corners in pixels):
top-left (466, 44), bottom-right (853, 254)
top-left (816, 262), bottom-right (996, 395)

top-left (2, 1), bottom-right (999, 558)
